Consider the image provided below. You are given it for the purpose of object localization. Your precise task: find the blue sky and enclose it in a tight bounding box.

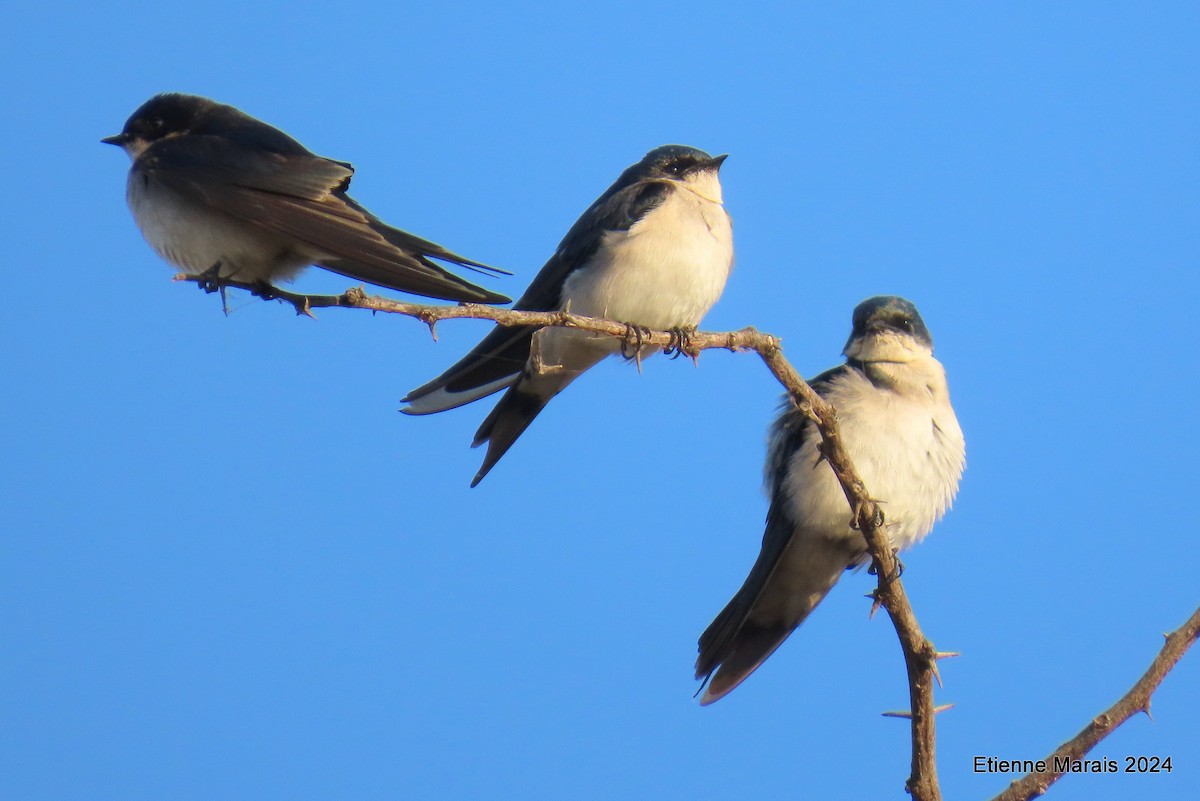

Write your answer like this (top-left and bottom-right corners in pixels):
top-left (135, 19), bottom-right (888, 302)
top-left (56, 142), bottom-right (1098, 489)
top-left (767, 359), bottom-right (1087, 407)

top-left (3, 2), bottom-right (1198, 799)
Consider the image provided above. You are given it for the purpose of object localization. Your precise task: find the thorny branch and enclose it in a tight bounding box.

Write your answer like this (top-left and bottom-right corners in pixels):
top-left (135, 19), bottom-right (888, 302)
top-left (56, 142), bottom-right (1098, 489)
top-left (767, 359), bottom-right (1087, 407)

top-left (182, 275), bottom-right (1199, 801)
top-left (989, 604), bottom-right (1200, 801)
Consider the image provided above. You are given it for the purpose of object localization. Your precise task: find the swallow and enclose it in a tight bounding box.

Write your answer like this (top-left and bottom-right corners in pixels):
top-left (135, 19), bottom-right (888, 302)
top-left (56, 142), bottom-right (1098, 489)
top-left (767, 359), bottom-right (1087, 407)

top-left (103, 93), bottom-right (510, 303)
top-left (696, 296), bottom-right (965, 704)
top-left (403, 144), bottom-right (734, 485)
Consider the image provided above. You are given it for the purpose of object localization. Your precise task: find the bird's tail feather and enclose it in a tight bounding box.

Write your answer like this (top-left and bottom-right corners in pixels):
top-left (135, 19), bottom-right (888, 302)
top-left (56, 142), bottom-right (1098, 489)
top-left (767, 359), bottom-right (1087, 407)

top-left (696, 538), bottom-right (851, 704)
top-left (696, 621), bottom-right (794, 705)
top-left (469, 385), bottom-right (552, 487)
top-left (468, 333), bottom-right (611, 486)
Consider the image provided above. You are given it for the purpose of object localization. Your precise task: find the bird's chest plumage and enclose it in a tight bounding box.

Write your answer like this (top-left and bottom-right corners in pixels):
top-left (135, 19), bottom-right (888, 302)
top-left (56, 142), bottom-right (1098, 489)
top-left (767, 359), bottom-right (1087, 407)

top-left (561, 188), bottom-right (733, 329)
top-left (782, 368), bottom-right (965, 553)
top-left (126, 167), bottom-right (308, 282)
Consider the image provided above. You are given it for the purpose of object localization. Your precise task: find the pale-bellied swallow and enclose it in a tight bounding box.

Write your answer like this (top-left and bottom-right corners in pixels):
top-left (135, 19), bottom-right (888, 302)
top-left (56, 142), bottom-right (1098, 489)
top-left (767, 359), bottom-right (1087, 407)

top-left (695, 296), bottom-right (965, 704)
top-left (402, 145), bottom-right (734, 486)
top-left (103, 93), bottom-right (510, 304)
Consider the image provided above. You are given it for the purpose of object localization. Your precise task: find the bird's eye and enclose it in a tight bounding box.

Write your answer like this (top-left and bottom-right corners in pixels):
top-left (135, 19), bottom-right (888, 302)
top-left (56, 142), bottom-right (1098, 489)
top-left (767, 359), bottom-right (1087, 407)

top-left (665, 158), bottom-right (692, 176)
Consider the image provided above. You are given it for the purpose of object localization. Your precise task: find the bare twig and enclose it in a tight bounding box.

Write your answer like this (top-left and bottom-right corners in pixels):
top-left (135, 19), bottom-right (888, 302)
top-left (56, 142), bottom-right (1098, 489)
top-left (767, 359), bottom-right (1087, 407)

top-left (990, 604), bottom-right (1200, 801)
top-left (173, 274), bottom-right (781, 355)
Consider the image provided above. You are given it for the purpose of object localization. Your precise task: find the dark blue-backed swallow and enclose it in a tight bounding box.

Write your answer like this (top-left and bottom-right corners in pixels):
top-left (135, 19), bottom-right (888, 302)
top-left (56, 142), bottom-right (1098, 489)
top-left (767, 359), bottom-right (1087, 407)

top-left (402, 145), bottom-right (734, 486)
top-left (696, 297), bottom-right (965, 704)
top-left (103, 93), bottom-right (510, 304)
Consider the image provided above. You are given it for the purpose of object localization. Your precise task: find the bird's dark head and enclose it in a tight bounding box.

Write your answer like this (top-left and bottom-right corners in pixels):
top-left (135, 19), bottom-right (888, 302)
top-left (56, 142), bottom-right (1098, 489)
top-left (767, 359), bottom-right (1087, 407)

top-left (102, 93), bottom-right (216, 156)
top-left (625, 144), bottom-right (728, 204)
top-left (844, 296), bottom-right (933, 361)
top-left (639, 144), bottom-right (728, 179)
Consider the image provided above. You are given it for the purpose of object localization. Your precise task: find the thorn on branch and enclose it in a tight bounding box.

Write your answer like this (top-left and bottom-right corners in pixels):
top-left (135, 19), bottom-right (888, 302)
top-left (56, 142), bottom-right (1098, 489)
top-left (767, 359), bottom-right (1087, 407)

top-left (882, 704), bottom-right (955, 719)
top-left (933, 651), bottom-right (962, 687)
top-left (408, 307), bottom-right (440, 340)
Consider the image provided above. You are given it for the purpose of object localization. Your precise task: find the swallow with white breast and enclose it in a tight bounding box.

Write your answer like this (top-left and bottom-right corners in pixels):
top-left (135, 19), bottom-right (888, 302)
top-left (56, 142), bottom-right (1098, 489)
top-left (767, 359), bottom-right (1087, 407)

top-left (403, 145), bottom-right (734, 486)
top-left (104, 93), bottom-right (510, 304)
top-left (696, 296), bottom-right (965, 704)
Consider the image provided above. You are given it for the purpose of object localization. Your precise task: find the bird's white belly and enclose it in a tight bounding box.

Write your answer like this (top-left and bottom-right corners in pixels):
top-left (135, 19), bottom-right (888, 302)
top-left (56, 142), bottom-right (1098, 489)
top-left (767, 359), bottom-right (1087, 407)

top-left (561, 190), bottom-right (733, 330)
top-left (783, 383), bottom-right (964, 553)
top-left (127, 174), bottom-right (310, 283)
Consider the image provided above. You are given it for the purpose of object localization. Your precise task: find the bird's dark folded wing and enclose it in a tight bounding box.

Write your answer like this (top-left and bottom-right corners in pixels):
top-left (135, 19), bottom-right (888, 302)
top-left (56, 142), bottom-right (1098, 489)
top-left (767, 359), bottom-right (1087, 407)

top-left (696, 366), bottom-right (854, 697)
top-left (143, 137), bottom-right (510, 303)
top-left (762, 365), bottom-right (848, 483)
top-left (403, 177), bottom-right (672, 404)
top-left (695, 487), bottom-right (802, 684)
top-left (508, 178), bottom-right (672, 311)
top-left (143, 135), bottom-right (355, 200)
